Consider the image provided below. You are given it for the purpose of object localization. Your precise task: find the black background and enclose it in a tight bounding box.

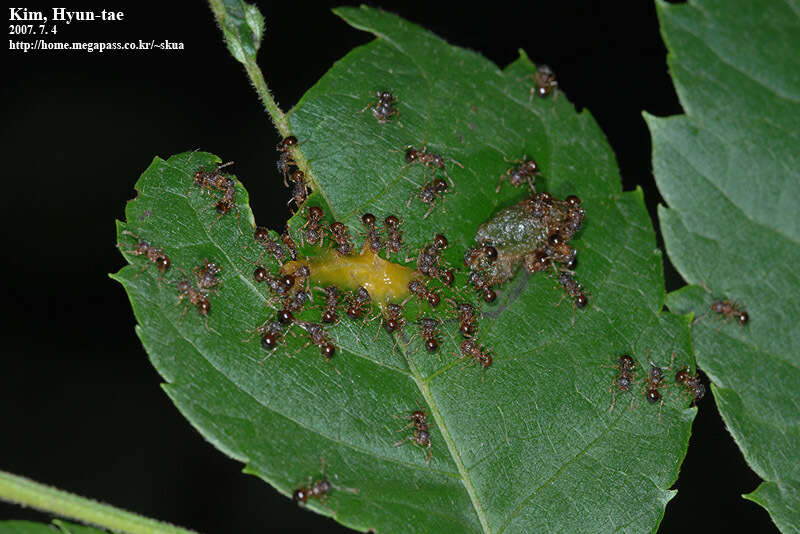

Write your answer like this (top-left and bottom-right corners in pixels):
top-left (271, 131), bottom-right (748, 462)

top-left (1, 1), bottom-right (777, 533)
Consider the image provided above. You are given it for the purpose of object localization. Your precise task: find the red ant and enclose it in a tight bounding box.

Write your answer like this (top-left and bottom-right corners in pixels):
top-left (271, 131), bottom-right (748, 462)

top-left (297, 321), bottom-right (336, 361)
top-left (287, 170), bottom-right (309, 212)
top-left (281, 231), bottom-right (298, 262)
top-left (176, 278), bottom-right (211, 329)
top-left (303, 206), bottom-right (325, 246)
top-left (457, 339), bottom-right (492, 369)
top-left (643, 362), bottom-right (666, 422)
top-left (384, 215), bottom-right (403, 258)
top-left (121, 231), bottom-right (171, 274)
top-left (253, 227), bottom-right (287, 265)
top-left (346, 286), bottom-right (372, 320)
top-left (286, 289), bottom-right (311, 314)
top-left (361, 213), bottom-right (383, 254)
top-left (406, 279), bottom-right (440, 308)
top-left (497, 157), bottom-right (539, 193)
top-left (533, 65), bottom-right (558, 98)
top-left (710, 299), bottom-right (749, 326)
top-left (417, 317), bottom-right (440, 353)
top-left (329, 222), bottom-right (353, 256)
top-left (557, 271), bottom-right (588, 309)
top-left (463, 244), bottom-right (498, 270)
top-left (394, 410), bottom-right (433, 464)
top-left (213, 177), bottom-right (237, 215)
top-left (382, 303), bottom-right (406, 335)
top-left (361, 91), bottom-right (398, 124)
top-left (193, 259), bottom-right (222, 292)
top-left (192, 162), bottom-right (233, 196)
top-left (412, 233), bottom-right (450, 281)
top-left (404, 145), bottom-right (461, 184)
top-left (193, 164), bottom-right (238, 222)
top-left (467, 271), bottom-right (497, 303)
top-left (407, 177), bottom-right (449, 219)
top-left (675, 367), bottom-right (706, 406)
top-left (452, 301), bottom-right (479, 337)
top-left (320, 285), bottom-right (340, 324)
top-left (258, 320), bottom-right (285, 358)
top-left (292, 459), bottom-right (358, 505)
top-left (277, 136), bottom-right (298, 186)
top-left (610, 354), bottom-right (636, 412)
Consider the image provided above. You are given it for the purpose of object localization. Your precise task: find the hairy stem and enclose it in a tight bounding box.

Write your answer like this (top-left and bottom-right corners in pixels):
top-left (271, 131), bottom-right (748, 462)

top-left (207, 0), bottom-right (321, 194)
top-left (207, 0), bottom-right (288, 136)
top-left (0, 470), bottom-right (198, 534)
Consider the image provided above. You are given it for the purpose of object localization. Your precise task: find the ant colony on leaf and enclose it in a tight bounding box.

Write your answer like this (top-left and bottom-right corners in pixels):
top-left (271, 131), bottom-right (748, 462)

top-left (120, 63), bottom-right (701, 508)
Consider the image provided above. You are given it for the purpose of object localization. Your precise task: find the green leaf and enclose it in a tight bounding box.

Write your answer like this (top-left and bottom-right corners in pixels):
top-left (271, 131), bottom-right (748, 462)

top-left (647, 1), bottom-right (800, 532)
top-left (0, 520), bottom-right (106, 534)
top-left (114, 5), bottom-right (696, 533)
top-left (209, 0), bottom-right (265, 64)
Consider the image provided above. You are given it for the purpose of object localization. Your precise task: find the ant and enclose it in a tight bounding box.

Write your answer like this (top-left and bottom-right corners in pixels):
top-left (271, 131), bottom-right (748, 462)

top-left (286, 289), bottom-right (311, 314)
top-left (303, 206), bottom-right (325, 246)
top-left (258, 320), bottom-right (285, 357)
top-left (213, 177), bottom-right (237, 215)
top-left (497, 157), bottom-right (539, 193)
top-left (176, 278), bottom-right (211, 328)
top-left (643, 362), bottom-right (666, 422)
top-left (281, 231), bottom-right (298, 262)
top-left (675, 367), bottom-right (706, 406)
top-left (276, 135), bottom-right (298, 184)
top-left (561, 195), bottom-right (585, 240)
top-left (394, 410), bottom-right (433, 464)
top-left (404, 145), bottom-right (461, 184)
top-left (193, 259), bottom-right (222, 292)
top-left (346, 286), bottom-right (372, 320)
top-left (329, 222), bottom-right (353, 256)
top-left (452, 301), bottom-right (479, 337)
top-left (362, 91), bottom-right (398, 124)
top-left (253, 226), bottom-right (287, 264)
top-left (287, 170), bottom-right (309, 212)
top-left (408, 177), bottom-right (449, 219)
top-left (256, 273), bottom-right (295, 301)
top-left (293, 458), bottom-right (358, 506)
top-left (463, 244), bottom-right (498, 270)
top-left (523, 247), bottom-right (551, 273)
top-left (361, 213), bottom-right (383, 254)
top-left (192, 162), bottom-right (233, 196)
top-left (382, 303), bottom-right (406, 335)
top-left (384, 215), bottom-right (403, 258)
top-left (406, 279), bottom-right (440, 308)
top-left (533, 65), bottom-right (558, 98)
top-left (417, 317), bottom-right (440, 353)
top-left (412, 233), bottom-right (452, 284)
top-left (710, 299), bottom-right (749, 326)
top-left (467, 271), bottom-right (497, 303)
top-left (610, 354), bottom-right (636, 412)
top-left (121, 231), bottom-right (171, 274)
top-left (557, 272), bottom-right (588, 309)
top-left (457, 339), bottom-right (492, 370)
top-left (297, 321), bottom-right (336, 361)
top-left (320, 285), bottom-right (340, 324)
top-left (292, 477), bottom-right (331, 506)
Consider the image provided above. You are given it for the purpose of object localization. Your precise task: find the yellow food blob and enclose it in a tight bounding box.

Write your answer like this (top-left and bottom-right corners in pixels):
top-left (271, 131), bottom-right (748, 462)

top-left (283, 245), bottom-right (418, 303)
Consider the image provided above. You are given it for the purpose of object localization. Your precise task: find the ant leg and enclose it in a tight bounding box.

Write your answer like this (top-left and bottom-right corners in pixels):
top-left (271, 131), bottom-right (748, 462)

top-left (393, 436), bottom-right (413, 447)
top-left (495, 176), bottom-right (506, 194)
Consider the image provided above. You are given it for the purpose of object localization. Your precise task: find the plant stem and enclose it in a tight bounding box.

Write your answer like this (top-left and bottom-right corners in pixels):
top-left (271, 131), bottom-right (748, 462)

top-left (0, 470), bottom-right (198, 534)
top-left (207, 0), bottom-right (289, 137)
top-left (207, 0), bottom-right (323, 196)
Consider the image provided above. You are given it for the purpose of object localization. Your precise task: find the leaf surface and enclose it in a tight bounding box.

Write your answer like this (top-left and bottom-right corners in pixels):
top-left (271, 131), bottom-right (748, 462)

top-left (647, 1), bottom-right (800, 532)
top-left (114, 5), bottom-right (695, 533)
top-left (0, 520), bottom-right (106, 534)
